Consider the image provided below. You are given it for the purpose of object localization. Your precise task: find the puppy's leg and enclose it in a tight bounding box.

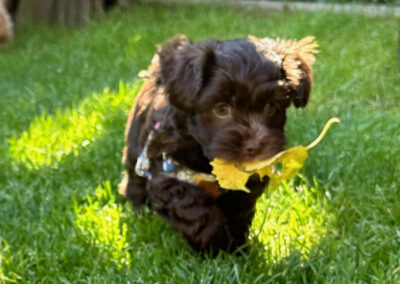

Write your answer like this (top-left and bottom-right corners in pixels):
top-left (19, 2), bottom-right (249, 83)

top-left (120, 140), bottom-right (149, 208)
top-left (147, 175), bottom-right (231, 253)
top-left (216, 175), bottom-right (268, 251)
top-left (147, 174), bottom-right (268, 254)
top-left (119, 171), bottom-right (148, 208)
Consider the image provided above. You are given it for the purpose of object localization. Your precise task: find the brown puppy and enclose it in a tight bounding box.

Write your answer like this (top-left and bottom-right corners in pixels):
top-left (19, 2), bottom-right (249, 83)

top-left (120, 34), bottom-right (318, 254)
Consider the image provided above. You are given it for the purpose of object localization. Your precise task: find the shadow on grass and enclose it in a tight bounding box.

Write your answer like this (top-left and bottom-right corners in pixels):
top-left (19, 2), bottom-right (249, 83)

top-left (2, 81), bottom-right (337, 282)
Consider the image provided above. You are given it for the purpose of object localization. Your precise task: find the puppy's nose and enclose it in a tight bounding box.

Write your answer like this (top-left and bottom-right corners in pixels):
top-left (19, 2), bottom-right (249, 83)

top-left (245, 140), bottom-right (259, 156)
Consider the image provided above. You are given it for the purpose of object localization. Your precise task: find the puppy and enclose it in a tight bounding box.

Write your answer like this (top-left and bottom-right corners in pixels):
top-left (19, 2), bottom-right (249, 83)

top-left (120, 34), bottom-right (318, 254)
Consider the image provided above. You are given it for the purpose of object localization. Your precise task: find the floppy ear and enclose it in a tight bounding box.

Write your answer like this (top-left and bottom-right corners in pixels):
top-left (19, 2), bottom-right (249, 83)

top-left (249, 36), bottom-right (318, 108)
top-left (273, 37), bottom-right (319, 108)
top-left (159, 34), bottom-right (217, 112)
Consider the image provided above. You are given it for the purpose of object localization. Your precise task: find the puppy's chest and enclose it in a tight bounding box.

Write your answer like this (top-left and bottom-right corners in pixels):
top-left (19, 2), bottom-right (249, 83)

top-left (144, 111), bottom-right (211, 173)
top-left (136, 125), bottom-right (222, 197)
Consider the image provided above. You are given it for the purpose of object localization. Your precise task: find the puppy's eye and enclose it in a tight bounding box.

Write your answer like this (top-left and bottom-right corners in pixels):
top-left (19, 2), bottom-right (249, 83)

top-left (213, 104), bottom-right (231, 118)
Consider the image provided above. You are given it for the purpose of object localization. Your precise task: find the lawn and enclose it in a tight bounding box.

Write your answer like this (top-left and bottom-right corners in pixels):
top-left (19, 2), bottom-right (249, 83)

top-left (0, 3), bottom-right (399, 283)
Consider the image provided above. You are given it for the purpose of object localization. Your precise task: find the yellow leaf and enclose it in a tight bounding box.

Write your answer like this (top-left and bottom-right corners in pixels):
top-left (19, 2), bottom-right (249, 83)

top-left (267, 146), bottom-right (308, 189)
top-left (210, 118), bottom-right (340, 192)
top-left (210, 159), bottom-right (250, 192)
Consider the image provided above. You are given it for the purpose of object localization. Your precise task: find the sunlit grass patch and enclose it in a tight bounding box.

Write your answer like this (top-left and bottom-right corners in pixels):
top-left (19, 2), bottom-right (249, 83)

top-left (251, 179), bottom-right (333, 263)
top-left (74, 181), bottom-right (131, 269)
top-left (9, 82), bottom-right (141, 169)
top-left (0, 240), bottom-right (11, 282)
top-left (0, 239), bottom-right (22, 283)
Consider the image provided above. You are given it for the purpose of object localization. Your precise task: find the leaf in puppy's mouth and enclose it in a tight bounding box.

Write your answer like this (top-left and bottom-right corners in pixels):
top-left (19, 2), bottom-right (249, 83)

top-left (210, 118), bottom-right (340, 192)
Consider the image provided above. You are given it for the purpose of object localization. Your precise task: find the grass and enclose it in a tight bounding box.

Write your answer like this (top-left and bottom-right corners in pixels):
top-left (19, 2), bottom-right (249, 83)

top-left (246, 0), bottom-right (397, 4)
top-left (0, 2), bottom-right (399, 283)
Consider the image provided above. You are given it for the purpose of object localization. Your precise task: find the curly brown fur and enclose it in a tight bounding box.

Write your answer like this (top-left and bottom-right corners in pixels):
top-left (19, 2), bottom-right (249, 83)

top-left (120, 34), bottom-right (317, 254)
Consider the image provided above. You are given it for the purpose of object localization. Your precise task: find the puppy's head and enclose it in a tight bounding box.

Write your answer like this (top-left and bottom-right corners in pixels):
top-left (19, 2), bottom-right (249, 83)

top-left (159, 34), bottom-right (318, 162)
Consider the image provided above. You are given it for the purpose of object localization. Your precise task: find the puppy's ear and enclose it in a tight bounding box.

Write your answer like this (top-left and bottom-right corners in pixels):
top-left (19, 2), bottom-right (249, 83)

top-left (249, 36), bottom-right (319, 108)
top-left (278, 37), bottom-right (319, 108)
top-left (159, 35), bottom-right (217, 111)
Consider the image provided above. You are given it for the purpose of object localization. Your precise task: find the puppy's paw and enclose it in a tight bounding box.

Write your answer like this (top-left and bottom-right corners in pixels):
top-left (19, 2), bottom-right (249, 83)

top-left (147, 175), bottom-right (232, 252)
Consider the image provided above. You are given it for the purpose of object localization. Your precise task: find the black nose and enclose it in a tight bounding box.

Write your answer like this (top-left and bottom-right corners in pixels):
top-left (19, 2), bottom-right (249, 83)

top-left (245, 140), bottom-right (259, 156)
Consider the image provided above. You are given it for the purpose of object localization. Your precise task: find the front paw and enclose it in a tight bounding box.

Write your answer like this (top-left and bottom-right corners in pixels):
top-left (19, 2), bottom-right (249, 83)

top-left (147, 174), bottom-right (196, 210)
top-left (147, 174), bottom-right (230, 252)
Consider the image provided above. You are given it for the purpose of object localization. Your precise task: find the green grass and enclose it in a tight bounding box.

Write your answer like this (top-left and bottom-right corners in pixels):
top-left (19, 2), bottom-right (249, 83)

top-left (0, 3), bottom-right (399, 283)
top-left (246, 0), bottom-right (397, 4)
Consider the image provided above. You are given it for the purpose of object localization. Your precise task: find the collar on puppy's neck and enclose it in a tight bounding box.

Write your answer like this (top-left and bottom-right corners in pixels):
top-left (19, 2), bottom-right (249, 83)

top-left (134, 122), bottom-right (223, 198)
